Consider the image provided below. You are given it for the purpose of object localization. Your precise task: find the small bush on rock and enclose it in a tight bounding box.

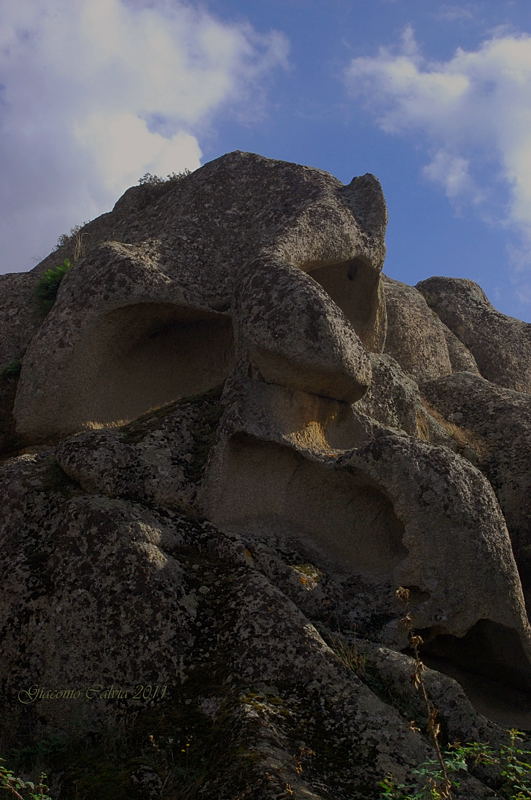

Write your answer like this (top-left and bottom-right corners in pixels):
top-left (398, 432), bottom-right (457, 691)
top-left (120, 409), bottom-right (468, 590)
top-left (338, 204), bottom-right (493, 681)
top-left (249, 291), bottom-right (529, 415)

top-left (0, 360), bottom-right (22, 379)
top-left (34, 259), bottom-right (72, 315)
top-left (56, 223), bottom-right (86, 250)
top-left (138, 169), bottom-right (191, 185)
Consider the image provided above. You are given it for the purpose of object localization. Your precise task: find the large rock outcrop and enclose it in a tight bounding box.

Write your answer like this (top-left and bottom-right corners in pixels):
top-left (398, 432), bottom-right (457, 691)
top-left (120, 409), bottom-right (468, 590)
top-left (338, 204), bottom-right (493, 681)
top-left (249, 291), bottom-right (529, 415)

top-left (0, 152), bottom-right (529, 800)
top-left (12, 152), bottom-right (386, 442)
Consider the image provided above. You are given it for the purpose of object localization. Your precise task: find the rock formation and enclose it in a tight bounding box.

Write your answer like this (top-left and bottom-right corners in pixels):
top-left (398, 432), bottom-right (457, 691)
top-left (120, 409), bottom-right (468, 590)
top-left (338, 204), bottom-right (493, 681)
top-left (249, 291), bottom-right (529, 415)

top-left (0, 151), bottom-right (529, 800)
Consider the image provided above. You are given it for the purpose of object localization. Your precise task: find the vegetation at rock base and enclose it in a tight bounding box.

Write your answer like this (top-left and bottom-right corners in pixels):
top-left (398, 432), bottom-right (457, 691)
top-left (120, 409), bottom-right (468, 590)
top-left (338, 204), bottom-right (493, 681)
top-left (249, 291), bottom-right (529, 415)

top-left (379, 730), bottom-right (531, 800)
top-left (2, 727), bottom-right (529, 800)
top-left (0, 680), bottom-right (261, 800)
top-left (0, 758), bottom-right (52, 799)
top-left (378, 588), bottom-right (531, 800)
top-left (34, 258), bottom-right (73, 316)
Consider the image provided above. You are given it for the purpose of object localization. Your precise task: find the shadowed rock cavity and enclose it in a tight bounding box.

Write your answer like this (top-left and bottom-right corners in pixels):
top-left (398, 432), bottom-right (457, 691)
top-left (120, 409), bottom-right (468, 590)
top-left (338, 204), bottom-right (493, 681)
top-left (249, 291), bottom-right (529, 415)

top-left (19, 303), bottom-right (234, 436)
top-left (75, 303), bottom-right (233, 428)
top-left (304, 255), bottom-right (386, 352)
top-left (422, 620), bottom-right (531, 695)
top-left (207, 433), bottom-right (407, 581)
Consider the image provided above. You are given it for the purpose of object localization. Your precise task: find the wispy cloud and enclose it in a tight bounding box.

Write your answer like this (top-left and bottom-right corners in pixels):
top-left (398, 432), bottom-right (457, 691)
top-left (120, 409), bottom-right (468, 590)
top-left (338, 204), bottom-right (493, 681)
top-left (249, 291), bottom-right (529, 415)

top-left (345, 27), bottom-right (531, 307)
top-left (435, 4), bottom-right (475, 22)
top-left (0, 0), bottom-right (288, 273)
top-left (422, 150), bottom-right (483, 206)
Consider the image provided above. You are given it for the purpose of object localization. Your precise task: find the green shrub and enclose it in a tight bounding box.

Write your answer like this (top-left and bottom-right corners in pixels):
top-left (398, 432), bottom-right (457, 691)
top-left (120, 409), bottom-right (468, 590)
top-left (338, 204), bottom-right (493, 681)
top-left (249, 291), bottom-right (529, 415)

top-left (378, 729), bottom-right (531, 799)
top-left (0, 360), bottom-right (22, 379)
top-left (34, 259), bottom-right (72, 315)
top-left (0, 757), bottom-right (53, 799)
top-left (166, 169), bottom-right (191, 182)
top-left (380, 589), bottom-right (531, 800)
top-left (138, 169), bottom-right (191, 185)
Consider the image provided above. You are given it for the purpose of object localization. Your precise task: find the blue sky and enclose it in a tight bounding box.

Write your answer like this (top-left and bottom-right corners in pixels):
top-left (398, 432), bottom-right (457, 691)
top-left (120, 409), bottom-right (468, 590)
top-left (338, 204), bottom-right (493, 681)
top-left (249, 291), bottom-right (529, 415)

top-left (2, 0), bottom-right (531, 320)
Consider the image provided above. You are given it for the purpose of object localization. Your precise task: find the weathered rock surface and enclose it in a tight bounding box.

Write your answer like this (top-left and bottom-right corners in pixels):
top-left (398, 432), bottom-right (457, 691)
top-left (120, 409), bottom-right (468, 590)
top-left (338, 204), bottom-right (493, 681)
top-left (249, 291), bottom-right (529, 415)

top-left (417, 276), bottom-right (531, 393)
top-left (0, 272), bottom-right (41, 368)
top-left (0, 152), bottom-right (529, 800)
top-left (0, 273), bottom-right (43, 452)
top-left (0, 438), bottom-right (513, 800)
top-left (202, 419), bottom-right (530, 685)
top-left (356, 352), bottom-right (453, 445)
top-left (0, 370), bottom-right (19, 454)
top-left (383, 275), bottom-right (480, 382)
top-left (421, 371), bottom-right (531, 612)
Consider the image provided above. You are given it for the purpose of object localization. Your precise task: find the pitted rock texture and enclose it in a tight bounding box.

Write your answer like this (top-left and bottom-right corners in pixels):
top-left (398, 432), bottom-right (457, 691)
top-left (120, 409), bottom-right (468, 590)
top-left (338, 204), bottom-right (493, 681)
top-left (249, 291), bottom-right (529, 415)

top-left (356, 352), bottom-right (454, 445)
top-left (0, 152), bottom-right (530, 799)
top-left (421, 371), bottom-right (531, 612)
top-left (55, 388), bottom-right (223, 513)
top-left (235, 256), bottom-right (372, 402)
top-left (0, 272), bottom-right (41, 367)
top-left (417, 276), bottom-right (531, 393)
top-left (0, 454), bottom-right (199, 731)
top-left (0, 370), bottom-right (18, 453)
top-left (0, 273), bottom-right (43, 452)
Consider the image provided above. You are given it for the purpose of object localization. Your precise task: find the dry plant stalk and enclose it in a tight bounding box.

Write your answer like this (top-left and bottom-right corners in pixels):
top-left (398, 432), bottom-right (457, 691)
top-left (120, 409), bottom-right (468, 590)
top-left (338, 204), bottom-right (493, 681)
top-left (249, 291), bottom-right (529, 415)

top-left (395, 586), bottom-right (453, 800)
top-left (72, 230), bottom-right (86, 262)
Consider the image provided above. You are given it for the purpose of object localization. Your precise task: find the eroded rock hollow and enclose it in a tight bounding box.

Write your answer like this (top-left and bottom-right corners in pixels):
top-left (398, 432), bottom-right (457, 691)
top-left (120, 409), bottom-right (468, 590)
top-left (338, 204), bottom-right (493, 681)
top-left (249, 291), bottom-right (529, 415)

top-left (0, 151), bottom-right (530, 800)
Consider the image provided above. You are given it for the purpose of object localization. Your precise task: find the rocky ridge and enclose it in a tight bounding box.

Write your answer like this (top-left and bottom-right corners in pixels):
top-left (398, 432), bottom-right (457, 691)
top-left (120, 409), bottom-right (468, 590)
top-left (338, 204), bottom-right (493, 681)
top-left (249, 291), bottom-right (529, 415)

top-left (0, 151), bottom-right (529, 800)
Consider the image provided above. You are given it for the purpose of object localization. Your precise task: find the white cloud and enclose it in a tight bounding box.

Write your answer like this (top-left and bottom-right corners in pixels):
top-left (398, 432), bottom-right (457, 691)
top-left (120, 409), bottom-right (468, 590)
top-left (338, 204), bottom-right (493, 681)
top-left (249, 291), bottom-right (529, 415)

top-left (72, 113), bottom-right (202, 196)
top-left (0, 0), bottom-right (288, 273)
top-left (435, 4), bottom-right (475, 22)
top-left (423, 150), bottom-right (482, 205)
top-left (507, 242), bottom-right (531, 308)
top-left (345, 29), bottom-right (531, 305)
